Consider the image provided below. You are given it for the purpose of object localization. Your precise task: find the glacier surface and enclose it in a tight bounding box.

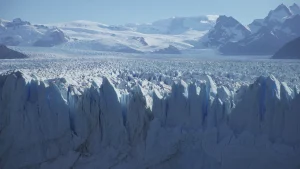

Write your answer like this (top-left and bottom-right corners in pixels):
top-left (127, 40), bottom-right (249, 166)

top-left (1, 51), bottom-right (300, 169)
top-left (0, 63), bottom-right (300, 169)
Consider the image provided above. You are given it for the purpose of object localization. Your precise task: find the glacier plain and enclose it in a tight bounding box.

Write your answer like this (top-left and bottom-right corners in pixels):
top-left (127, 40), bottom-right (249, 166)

top-left (1, 50), bottom-right (300, 169)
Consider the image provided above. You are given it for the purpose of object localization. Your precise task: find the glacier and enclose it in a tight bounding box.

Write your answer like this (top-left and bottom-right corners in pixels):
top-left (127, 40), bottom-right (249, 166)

top-left (0, 71), bottom-right (300, 169)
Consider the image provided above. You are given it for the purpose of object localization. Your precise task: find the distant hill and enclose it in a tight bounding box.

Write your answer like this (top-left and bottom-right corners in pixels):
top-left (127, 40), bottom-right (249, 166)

top-left (0, 45), bottom-right (28, 59)
top-left (272, 37), bottom-right (300, 59)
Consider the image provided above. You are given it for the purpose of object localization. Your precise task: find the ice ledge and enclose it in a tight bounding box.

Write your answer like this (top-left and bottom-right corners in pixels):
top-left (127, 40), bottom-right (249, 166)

top-left (0, 71), bottom-right (300, 169)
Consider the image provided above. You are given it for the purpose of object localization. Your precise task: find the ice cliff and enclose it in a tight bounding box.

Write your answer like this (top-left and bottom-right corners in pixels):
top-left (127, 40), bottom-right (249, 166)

top-left (0, 71), bottom-right (300, 169)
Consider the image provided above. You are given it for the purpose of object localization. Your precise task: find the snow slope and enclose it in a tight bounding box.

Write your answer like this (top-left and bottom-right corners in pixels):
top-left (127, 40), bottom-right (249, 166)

top-left (52, 20), bottom-right (208, 53)
top-left (126, 15), bottom-right (218, 34)
top-left (0, 16), bottom-right (215, 53)
top-left (0, 18), bottom-right (69, 47)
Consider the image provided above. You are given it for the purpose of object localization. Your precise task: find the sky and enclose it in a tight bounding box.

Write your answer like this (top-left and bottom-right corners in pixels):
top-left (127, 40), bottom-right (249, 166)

top-left (0, 0), bottom-right (298, 25)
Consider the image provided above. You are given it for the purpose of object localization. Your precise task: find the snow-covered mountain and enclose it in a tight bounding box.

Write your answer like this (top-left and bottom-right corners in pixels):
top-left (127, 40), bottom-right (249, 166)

top-left (54, 20), bottom-right (200, 53)
top-left (264, 4), bottom-right (293, 26)
top-left (0, 18), bottom-right (69, 47)
top-left (219, 26), bottom-right (285, 55)
top-left (1, 3), bottom-right (299, 55)
top-left (0, 18), bottom-right (210, 53)
top-left (33, 28), bottom-right (69, 47)
top-left (248, 3), bottom-right (300, 33)
top-left (220, 3), bottom-right (300, 55)
top-left (203, 15), bottom-right (251, 47)
top-left (126, 15), bottom-right (218, 34)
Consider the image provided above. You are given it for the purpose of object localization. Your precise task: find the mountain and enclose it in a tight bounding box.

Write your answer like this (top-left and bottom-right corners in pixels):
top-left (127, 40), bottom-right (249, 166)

top-left (0, 45), bottom-right (28, 59)
top-left (1, 3), bottom-right (299, 55)
top-left (0, 18), bottom-right (69, 47)
top-left (55, 20), bottom-right (198, 53)
top-left (248, 3), bottom-right (300, 33)
top-left (272, 37), bottom-right (300, 59)
top-left (0, 18), bottom-right (204, 54)
top-left (203, 15), bottom-right (251, 47)
top-left (126, 15), bottom-right (218, 34)
top-left (248, 19), bottom-right (264, 34)
top-left (220, 3), bottom-right (300, 55)
top-left (281, 14), bottom-right (300, 36)
top-left (264, 4), bottom-right (293, 27)
top-left (33, 28), bottom-right (69, 47)
top-left (219, 27), bottom-right (285, 55)
top-left (289, 3), bottom-right (300, 15)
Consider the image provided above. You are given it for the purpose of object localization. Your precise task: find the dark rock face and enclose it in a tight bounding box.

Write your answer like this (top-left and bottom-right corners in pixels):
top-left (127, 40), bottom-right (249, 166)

top-left (153, 45), bottom-right (181, 54)
top-left (132, 37), bottom-right (148, 46)
top-left (0, 45), bottom-right (28, 59)
top-left (289, 3), bottom-right (300, 15)
top-left (219, 4), bottom-right (300, 55)
top-left (219, 16), bottom-right (300, 55)
top-left (248, 19), bottom-right (264, 33)
top-left (205, 15), bottom-right (251, 47)
top-left (281, 15), bottom-right (300, 36)
top-left (219, 27), bottom-right (287, 55)
top-left (6, 18), bottom-right (31, 27)
top-left (264, 4), bottom-right (292, 27)
top-left (272, 37), bottom-right (300, 59)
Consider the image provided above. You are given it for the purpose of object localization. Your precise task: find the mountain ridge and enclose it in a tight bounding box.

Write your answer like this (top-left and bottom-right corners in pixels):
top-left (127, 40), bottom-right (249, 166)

top-left (1, 3), bottom-right (299, 55)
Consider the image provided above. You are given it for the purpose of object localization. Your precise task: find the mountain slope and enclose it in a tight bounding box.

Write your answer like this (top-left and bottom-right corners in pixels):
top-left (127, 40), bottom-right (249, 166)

top-left (0, 18), bottom-right (69, 47)
top-left (126, 15), bottom-right (218, 34)
top-left (264, 4), bottom-right (293, 26)
top-left (248, 19), bottom-right (264, 34)
top-left (289, 3), bottom-right (300, 15)
top-left (219, 27), bottom-right (284, 55)
top-left (220, 3), bottom-right (300, 55)
top-left (201, 15), bottom-right (251, 47)
top-left (152, 45), bottom-right (181, 54)
top-left (0, 18), bottom-right (208, 54)
top-left (0, 45), bottom-right (28, 59)
top-left (272, 37), bottom-right (300, 59)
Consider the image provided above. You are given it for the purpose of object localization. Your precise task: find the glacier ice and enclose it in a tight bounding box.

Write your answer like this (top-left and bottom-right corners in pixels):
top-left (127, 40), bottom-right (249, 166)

top-left (0, 71), bottom-right (300, 169)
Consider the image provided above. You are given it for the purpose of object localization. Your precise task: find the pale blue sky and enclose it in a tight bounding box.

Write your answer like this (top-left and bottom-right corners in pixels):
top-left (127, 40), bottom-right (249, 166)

top-left (0, 0), bottom-right (298, 25)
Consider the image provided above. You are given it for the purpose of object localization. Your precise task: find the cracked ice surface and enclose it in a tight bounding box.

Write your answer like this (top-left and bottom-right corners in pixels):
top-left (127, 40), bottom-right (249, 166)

top-left (0, 56), bottom-right (300, 91)
top-left (1, 54), bottom-right (300, 169)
